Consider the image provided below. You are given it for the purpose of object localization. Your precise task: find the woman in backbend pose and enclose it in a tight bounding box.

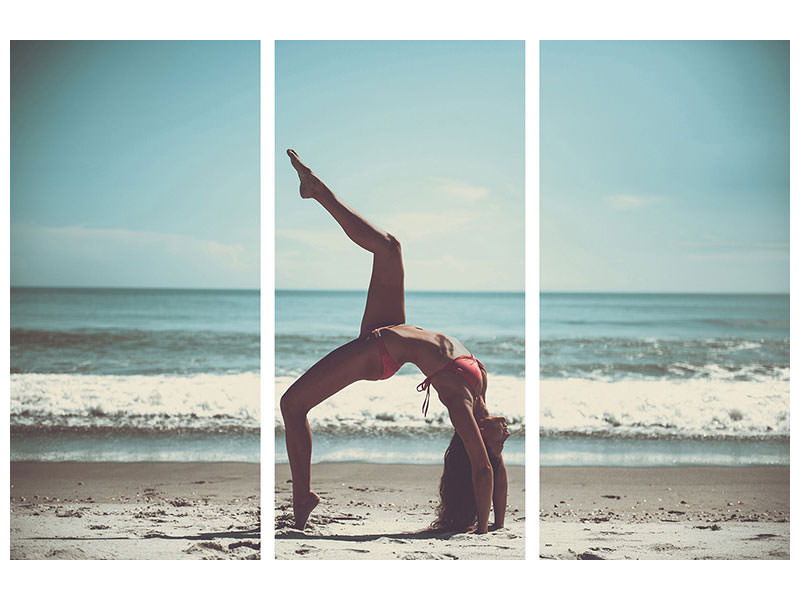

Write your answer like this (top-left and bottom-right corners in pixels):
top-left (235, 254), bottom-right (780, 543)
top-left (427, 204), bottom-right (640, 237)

top-left (280, 150), bottom-right (510, 534)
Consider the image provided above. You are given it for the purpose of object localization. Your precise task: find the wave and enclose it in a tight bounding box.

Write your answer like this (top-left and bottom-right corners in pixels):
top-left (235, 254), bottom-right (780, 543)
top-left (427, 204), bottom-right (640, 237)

top-left (12, 327), bottom-right (260, 345)
top-left (701, 318), bottom-right (789, 329)
top-left (11, 328), bottom-right (260, 374)
top-left (10, 373), bottom-right (260, 433)
top-left (273, 374), bottom-right (525, 437)
top-left (540, 336), bottom-right (786, 348)
top-left (540, 362), bottom-right (789, 381)
top-left (551, 318), bottom-right (789, 329)
top-left (540, 377), bottom-right (789, 440)
top-left (539, 336), bottom-right (788, 381)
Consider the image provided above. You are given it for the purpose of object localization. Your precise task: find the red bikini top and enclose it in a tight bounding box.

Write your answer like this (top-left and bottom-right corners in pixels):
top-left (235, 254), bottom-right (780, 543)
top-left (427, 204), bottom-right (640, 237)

top-left (416, 355), bottom-right (484, 417)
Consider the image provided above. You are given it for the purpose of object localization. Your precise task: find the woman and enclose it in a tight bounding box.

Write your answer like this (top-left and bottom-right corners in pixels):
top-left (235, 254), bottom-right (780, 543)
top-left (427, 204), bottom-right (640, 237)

top-left (280, 149), bottom-right (510, 534)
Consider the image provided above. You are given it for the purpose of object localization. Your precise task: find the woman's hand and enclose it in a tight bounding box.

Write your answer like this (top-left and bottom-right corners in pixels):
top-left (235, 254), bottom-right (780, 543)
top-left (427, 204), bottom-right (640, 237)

top-left (465, 523), bottom-right (501, 534)
top-left (466, 524), bottom-right (490, 534)
top-left (443, 397), bottom-right (494, 535)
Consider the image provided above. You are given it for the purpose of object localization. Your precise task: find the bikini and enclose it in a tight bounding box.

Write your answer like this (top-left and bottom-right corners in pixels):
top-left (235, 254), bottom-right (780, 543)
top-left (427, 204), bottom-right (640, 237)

top-left (416, 356), bottom-right (484, 417)
top-left (368, 325), bottom-right (485, 417)
top-left (369, 326), bottom-right (402, 380)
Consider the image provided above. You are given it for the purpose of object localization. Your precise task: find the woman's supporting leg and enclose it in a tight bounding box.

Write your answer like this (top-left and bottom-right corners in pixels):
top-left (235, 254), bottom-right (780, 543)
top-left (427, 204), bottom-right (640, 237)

top-left (288, 149), bottom-right (405, 334)
top-left (280, 337), bottom-right (379, 528)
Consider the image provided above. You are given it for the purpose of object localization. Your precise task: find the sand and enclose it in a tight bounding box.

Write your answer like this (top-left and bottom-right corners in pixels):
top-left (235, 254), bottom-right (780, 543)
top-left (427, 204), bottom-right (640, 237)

top-left (274, 462), bottom-right (525, 559)
top-left (539, 466), bottom-right (789, 560)
top-left (10, 462), bottom-right (260, 560)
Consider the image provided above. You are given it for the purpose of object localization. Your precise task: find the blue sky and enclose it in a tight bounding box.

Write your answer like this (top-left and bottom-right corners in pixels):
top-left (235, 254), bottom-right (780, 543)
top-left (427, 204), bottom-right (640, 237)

top-left (275, 41), bottom-right (524, 291)
top-left (540, 41), bottom-right (789, 293)
top-left (11, 41), bottom-right (259, 288)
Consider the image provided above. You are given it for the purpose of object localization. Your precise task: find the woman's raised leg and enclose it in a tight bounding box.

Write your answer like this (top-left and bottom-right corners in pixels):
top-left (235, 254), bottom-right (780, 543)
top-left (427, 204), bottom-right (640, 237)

top-left (288, 149), bottom-right (405, 334)
top-left (280, 336), bottom-right (380, 528)
top-left (283, 150), bottom-right (406, 528)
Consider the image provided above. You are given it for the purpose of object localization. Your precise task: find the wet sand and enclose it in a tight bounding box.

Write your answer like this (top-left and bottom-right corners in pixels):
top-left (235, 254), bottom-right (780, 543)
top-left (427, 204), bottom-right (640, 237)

top-left (275, 462), bottom-right (525, 559)
top-left (10, 462), bottom-right (260, 560)
top-left (540, 466), bottom-right (789, 560)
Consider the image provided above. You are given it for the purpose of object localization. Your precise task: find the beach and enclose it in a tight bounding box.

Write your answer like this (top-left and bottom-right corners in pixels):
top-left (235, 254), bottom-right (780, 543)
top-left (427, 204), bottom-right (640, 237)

top-left (273, 290), bottom-right (525, 559)
top-left (275, 462), bottom-right (525, 559)
top-left (539, 466), bottom-right (789, 560)
top-left (539, 293), bottom-right (790, 559)
top-left (10, 462), bottom-right (260, 560)
top-left (10, 288), bottom-right (261, 559)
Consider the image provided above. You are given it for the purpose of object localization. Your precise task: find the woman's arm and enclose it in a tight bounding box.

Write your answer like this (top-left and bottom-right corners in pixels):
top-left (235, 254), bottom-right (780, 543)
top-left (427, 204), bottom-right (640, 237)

top-left (446, 401), bottom-right (494, 533)
top-left (491, 455), bottom-right (508, 529)
top-left (472, 395), bottom-right (489, 421)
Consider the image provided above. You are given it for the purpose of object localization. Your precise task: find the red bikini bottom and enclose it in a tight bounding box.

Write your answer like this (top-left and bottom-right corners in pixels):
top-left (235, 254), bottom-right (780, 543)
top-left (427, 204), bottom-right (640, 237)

top-left (367, 326), bottom-right (401, 380)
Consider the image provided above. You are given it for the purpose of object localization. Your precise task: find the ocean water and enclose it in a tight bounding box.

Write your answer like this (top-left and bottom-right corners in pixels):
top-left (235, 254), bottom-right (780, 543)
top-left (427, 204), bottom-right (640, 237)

top-left (275, 290), bottom-right (525, 465)
top-left (10, 288), bottom-right (260, 462)
top-left (540, 293), bottom-right (789, 466)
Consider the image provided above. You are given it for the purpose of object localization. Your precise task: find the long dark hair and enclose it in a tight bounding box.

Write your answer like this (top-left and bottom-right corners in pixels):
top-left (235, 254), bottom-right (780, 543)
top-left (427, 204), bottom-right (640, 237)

top-left (431, 363), bottom-right (499, 532)
top-left (430, 433), bottom-right (502, 532)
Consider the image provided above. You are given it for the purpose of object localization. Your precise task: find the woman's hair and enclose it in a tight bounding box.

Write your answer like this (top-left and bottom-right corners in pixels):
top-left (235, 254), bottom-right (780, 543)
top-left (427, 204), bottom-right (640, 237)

top-left (430, 432), bottom-right (502, 532)
top-left (430, 360), bottom-right (497, 532)
top-left (431, 366), bottom-right (498, 532)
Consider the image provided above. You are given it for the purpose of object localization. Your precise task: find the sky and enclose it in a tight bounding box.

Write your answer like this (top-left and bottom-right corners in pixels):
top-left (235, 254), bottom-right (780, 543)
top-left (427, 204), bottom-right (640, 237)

top-left (11, 41), bottom-right (259, 288)
top-left (275, 41), bottom-right (524, 291)
top-left (540, 41), bottom-right (789, 293)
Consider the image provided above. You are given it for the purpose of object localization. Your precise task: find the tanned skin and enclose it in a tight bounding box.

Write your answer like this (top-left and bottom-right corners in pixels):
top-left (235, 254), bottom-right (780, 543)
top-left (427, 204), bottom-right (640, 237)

top-left (280, 150), bottom-right (507, 532)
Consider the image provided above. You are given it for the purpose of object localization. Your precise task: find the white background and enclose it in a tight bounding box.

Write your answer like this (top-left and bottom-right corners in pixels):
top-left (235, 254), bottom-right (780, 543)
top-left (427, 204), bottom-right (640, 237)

top-left (2, 1), bottom-right (797, 597)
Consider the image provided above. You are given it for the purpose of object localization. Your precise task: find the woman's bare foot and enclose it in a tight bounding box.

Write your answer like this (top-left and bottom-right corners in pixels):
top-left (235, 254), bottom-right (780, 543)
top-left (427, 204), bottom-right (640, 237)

top-left (287, 149), bottom-right (323, 199)
top-left (293, 490), bottom-right (321, 529)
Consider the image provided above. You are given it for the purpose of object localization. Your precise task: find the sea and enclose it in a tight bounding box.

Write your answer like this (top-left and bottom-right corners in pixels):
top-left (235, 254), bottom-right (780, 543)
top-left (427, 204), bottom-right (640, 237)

top-left (10, 288), bottom-right (260, 462)
top-left (540, 293), bottom-right (789, 467)
top-left (275, 290), bottom-right (525, 465)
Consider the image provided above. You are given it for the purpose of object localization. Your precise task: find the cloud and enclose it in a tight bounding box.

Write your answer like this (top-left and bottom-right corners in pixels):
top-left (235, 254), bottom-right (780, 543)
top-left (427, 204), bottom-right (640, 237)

top-left (276, 228), bottom-right (348, 250)
top-left (203, 241), bottom-right (255, 272)
top-left (675, 237), bottom-right (788, 264)
top-left (380, 211), bottom-right (476, 242)
top-left (605, 195), bottom-right (658, 210)
top-left (49, 225), bottom-right (257, 272)
top-left (427, 177), bottom-right (489, 202)
top-left (11, 223), bottom-right (258, 286)
top-left (686, 249), bottom-right (788, 263)
top-left (678, 238), bottom-right (788, 252)
top-left (279, 212), bottom-right (479, 247)
top-left (406, 254), bottom-right (519, 291)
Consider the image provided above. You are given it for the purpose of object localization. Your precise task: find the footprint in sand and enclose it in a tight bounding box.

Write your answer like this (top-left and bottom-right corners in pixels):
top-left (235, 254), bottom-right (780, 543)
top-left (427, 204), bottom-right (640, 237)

top-left (229, 541), bottom-right (260, 551)
top-left (184, 541), bottom-right (228, 555)
top-left (294, 543), bottom-right (317, 556)
top-left (743, 533), bottom-right (780, 540)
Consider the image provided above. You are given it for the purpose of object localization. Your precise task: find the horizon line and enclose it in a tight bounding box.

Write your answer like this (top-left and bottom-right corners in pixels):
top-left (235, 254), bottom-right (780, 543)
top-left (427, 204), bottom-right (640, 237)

top-left (11, 285), bottom-right (260, 292)
top-left (275, 288), bottom-right (525, 293)
top-left (540, 289), bottom-right (789, 295)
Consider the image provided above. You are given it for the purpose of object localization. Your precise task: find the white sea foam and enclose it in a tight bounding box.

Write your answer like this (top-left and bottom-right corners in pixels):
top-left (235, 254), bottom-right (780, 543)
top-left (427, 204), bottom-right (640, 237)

top-left (540, 377), bottom-right (789, 439)
top-left (274, 373), bottom-right (525, 436)
top-left (11, 373), bottom-right (260, 431)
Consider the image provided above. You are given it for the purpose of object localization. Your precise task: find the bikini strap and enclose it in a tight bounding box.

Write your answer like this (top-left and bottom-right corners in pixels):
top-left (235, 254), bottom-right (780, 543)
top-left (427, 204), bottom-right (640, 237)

top-left (376, 331), bottom-right (389, 354)
top-left (416, 377), bottom-right (432, 417)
